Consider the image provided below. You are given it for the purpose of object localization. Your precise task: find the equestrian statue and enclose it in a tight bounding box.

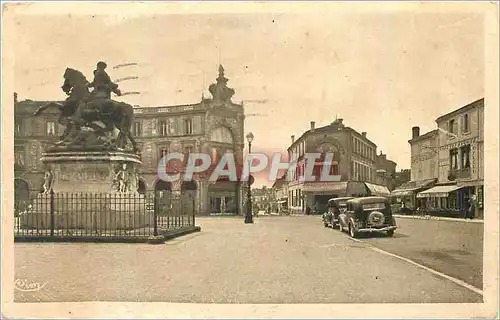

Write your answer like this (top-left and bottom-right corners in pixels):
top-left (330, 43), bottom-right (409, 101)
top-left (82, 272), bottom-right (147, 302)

top-left (33, 61), bottom-right (138, 152)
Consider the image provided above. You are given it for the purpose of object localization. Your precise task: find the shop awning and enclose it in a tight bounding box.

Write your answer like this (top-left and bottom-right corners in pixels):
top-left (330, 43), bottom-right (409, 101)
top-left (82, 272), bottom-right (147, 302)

top-left (346, 181), bottom-right (368, 196)
top-left (391, 189), bottom-right (417, 197)
top-left (365, 183), bottom-right (391, 196)
top-left (416, 185), bottom-right (464, 198)
top-left (391, 179), bottom-right (437, 197)
top-left (302, 182), bottom-right (348, 193)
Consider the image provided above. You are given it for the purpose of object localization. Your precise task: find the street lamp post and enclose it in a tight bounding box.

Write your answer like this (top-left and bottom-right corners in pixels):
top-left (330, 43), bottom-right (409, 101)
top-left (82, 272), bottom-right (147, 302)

top-left (245, 132), bottom-right (254, 224)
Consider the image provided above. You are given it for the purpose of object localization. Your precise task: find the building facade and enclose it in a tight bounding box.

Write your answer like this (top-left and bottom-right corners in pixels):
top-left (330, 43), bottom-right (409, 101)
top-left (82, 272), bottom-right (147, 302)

top-left (14, 65), bottom-right (246, 216)
top-left (409, 127), bottom-right (439, 182)
top-left (272, 175), bottom-right (288, 214)
top-left (286, 119), bottom-right (394, 214)
top-left (434, 98), bottom-right (484, 217)
top-left (395, 98), bottom-right (484, 217)
top-left (375, 151), bottom-right (397, 190)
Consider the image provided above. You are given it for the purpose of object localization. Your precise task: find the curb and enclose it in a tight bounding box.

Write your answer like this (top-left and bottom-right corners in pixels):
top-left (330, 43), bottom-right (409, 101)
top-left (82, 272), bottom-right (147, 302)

top-left (393, 214), bottom-right (484, 224)
top-left (14, 226), bottom-right (202, 243)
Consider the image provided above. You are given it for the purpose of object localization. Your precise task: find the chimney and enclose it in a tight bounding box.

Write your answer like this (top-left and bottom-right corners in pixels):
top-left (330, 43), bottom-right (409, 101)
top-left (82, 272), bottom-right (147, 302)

top-left (291, 135), bottom-right (295, 144)
top-left (412, 126), bottom-right (420, 139)
top-left (14, 92), bottom-right (18, 104)
top-left (361, 132), bottom-right (367, 137)
top-left (310, 121), bottom-right (315, 132)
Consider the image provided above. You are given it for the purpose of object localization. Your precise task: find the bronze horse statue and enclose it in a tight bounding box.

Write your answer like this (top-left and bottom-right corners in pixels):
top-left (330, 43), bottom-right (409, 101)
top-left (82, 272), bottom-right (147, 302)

top-left (33, 68), bottom-right (138, 151)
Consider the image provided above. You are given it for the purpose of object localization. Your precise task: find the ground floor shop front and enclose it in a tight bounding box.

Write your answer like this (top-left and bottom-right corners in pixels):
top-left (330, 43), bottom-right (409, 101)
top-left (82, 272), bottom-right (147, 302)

top-left (287, 181), bottom-right (391, 214)
top-left (415, 182), bottom-right (484, 219)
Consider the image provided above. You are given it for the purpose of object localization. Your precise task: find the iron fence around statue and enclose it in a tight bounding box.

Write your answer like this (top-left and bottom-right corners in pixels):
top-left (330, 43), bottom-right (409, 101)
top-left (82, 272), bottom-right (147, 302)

top-left (14, 191), bottom-right (196, 241)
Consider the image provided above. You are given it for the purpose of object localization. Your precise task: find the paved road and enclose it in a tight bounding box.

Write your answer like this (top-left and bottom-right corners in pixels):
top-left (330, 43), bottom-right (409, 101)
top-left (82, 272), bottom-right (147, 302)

top-left (14, 216), bottom-right (482, 303)
top-left (359, 216), bottom-right (483, 290)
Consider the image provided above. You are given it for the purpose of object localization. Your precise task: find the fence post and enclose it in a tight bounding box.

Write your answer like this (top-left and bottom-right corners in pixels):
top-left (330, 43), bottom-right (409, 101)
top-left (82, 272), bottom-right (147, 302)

top-left (153, 192), bottom-right (158, 236)
top-left (50, 190), bottom-right (55, 236)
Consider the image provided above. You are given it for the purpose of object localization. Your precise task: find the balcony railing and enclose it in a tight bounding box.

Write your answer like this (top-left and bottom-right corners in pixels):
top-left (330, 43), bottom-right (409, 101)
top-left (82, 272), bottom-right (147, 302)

top-left (448, 167), bottom-right (471, 180)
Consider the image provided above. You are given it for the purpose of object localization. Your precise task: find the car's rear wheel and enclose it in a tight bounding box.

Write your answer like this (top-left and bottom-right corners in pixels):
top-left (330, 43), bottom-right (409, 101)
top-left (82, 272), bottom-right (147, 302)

top-left (324, 222), bottom-right (329, 227)
top-left (387, 230), bottom-right (394, 237)
top-left (349, 224), bottom-right (359, 238)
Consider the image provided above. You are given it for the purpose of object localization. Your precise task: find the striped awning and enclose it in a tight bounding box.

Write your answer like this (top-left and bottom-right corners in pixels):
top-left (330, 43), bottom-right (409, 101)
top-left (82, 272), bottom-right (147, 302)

top-left (302, 182), bottom-right (348, 193)
top-left (417, 185), bottom-right (464, 198)
top-left (365, 183), bottom-right (391, 196)
top-left (391, 188), bottom-right (419, 197)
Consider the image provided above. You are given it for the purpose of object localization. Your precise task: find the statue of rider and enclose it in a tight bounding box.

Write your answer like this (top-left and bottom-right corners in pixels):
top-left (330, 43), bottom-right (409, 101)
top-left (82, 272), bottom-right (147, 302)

top-left (69, 61), bottom-right (121, 125)
top-left (89, 61), bottom-right (122, 99)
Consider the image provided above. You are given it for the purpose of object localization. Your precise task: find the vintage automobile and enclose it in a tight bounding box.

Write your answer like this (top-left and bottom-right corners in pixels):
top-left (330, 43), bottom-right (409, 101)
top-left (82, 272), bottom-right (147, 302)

top-left (322, 197), bottom-right (354, 228)
top-left (338, 196), bottom-right (397, 237)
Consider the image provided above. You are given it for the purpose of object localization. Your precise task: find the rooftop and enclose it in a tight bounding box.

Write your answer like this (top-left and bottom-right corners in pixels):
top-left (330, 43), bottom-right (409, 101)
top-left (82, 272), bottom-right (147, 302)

top-left (408, 129), bottom-right (438, 144)
top-left (435, 98), bottom-right (484, 123)
top-left (288, 119), bottom-right (377, 151)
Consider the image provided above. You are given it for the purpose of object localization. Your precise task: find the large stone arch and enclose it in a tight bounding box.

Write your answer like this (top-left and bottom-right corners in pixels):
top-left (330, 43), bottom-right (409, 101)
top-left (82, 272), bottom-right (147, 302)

top-left (209, 125), bottom-right (235, 145)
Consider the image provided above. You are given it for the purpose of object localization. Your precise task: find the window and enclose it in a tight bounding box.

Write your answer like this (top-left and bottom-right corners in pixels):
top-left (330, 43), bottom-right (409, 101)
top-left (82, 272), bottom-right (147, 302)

top-left (463, 114), bottom-right (469, 133)
top-left (168, 118), bottom-right (177, 135)
top-left (362, 202), bottom-right (386, 211)
top-left (133, 121), bottom-right (143, 136)
top-left (46, 121), bottom-right (56, 136)
top-left (184, 146), bottom-right (194, 165)
top-left (211, 147), bottom-right (219, 165)
top-left (159, 148), bottom-right (169, 162)
top-left (15, 119), bottom-right (22, 136)
top-left (448, 119), bottom-right (455, 135)
top-left (460, 145), bottom-right (471, 168)
top-left (14, 146), bottom-right (25, 168)
top-left (159, 120), bottom-right (168, 136)
top-left (184, 119), bottom-right (193, 135)
top-left (449, 148), bottom-right (459, 170)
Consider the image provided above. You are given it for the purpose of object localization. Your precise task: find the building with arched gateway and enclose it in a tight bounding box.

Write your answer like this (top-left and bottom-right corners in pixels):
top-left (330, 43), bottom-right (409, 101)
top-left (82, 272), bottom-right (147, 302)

top-left (13, 65), bottom-right (246, 216)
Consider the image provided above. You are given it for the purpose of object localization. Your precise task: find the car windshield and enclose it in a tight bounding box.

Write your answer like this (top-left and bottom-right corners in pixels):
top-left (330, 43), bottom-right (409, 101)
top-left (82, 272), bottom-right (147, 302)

top-left (362, 202), bottom-right (386, 211)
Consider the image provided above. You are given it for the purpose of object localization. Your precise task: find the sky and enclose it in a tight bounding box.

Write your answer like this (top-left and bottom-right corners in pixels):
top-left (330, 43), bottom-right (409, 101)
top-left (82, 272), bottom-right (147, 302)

top-left (8, 4), bottom-right (484, 188)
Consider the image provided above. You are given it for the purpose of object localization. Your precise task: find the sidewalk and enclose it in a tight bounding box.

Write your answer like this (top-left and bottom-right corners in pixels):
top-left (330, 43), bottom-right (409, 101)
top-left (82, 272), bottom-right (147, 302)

top-left (393, 214), bottom-right (484, 223)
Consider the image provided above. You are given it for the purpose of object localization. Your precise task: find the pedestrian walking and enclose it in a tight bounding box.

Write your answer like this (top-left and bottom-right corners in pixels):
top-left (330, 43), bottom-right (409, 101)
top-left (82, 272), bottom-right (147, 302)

top-left (467, 197), bottom-right (475, 219)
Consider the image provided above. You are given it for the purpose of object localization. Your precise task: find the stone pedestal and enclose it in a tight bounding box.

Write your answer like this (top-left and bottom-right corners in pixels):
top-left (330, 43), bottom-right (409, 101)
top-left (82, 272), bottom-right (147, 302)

top-left (21, 150), bottom-right (152, 231)
top-left (42, 150), bottom-right (142, 193)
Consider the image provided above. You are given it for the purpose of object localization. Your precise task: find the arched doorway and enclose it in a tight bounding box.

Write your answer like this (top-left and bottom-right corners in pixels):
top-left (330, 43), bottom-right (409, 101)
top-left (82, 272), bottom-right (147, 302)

top-left (154, 180), bottom-right (172, 198)
top-left (137, 179), bottom-right (146, 194)
top-left (14, 179), bottom-right (30, 216)
top-left (208, 181), bottom-right (238, 215)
